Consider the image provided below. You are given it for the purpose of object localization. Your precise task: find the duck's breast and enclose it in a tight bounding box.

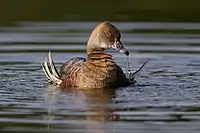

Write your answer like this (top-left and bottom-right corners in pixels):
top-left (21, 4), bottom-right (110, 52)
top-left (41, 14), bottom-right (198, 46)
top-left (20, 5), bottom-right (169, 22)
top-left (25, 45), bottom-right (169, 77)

top-left (76, 52), bottom-right (118, 88)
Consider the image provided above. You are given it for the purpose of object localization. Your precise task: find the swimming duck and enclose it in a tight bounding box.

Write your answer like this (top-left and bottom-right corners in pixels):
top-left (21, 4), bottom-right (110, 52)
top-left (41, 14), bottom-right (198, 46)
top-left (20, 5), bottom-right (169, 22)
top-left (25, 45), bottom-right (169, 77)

top-left (41, 21), bottom-right (145, 89)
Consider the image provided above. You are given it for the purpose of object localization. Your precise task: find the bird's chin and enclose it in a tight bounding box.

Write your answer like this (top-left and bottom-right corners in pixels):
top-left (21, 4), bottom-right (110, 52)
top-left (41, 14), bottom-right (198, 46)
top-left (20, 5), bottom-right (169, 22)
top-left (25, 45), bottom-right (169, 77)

top-left (111, 41), bottom-right (129, 56)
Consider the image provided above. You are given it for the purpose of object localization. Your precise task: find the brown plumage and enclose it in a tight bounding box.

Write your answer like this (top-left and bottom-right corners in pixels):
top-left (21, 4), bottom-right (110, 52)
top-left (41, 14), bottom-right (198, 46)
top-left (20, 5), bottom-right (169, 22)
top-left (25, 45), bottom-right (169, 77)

top-left (42, 21), bottom-right (139, 89)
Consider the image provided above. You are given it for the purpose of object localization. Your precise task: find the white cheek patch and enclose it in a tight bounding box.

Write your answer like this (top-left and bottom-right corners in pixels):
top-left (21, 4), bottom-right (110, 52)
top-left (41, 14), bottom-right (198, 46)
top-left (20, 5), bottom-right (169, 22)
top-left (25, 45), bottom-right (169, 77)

top-left (111, 43), bottom-right (117, 49)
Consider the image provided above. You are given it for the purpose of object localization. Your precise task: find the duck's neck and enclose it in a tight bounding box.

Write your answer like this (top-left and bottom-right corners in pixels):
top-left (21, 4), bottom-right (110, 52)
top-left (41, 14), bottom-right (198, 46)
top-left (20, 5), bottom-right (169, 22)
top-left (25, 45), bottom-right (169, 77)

top-left (86, 51), bottom-right (116, 68)
top-left (86, 29), bottom-right (105, 56)
top-left (87, 48), bottom-right (105, 56)
top-left (86, 49), bottom-right (104, 59)
top-left (86, 33), bottom-right (114, 65)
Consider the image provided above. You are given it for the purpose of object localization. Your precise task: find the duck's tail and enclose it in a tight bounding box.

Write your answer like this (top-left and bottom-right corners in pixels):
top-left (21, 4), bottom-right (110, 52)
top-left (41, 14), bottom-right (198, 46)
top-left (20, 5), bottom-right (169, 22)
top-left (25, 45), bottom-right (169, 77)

top-left (41, 51), bottom-right (62, 85)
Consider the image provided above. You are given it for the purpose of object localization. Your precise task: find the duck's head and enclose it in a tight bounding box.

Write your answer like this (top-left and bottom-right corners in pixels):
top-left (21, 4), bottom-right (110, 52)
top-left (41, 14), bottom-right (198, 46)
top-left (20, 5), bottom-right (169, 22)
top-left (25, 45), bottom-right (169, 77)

top-left (87, 21), bottom-right (129, 56)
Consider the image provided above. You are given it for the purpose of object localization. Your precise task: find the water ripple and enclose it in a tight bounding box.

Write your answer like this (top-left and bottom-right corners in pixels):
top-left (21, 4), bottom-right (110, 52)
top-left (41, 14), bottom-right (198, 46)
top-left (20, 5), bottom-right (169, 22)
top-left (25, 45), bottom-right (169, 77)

top-left (0, 22), bottom-right (200, 133)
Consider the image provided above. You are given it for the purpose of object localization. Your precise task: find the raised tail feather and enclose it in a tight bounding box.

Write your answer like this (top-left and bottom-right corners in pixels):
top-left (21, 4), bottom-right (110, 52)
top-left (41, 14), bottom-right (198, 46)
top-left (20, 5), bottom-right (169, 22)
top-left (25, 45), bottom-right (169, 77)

top-left (41, 51), bottom-right (62, 85)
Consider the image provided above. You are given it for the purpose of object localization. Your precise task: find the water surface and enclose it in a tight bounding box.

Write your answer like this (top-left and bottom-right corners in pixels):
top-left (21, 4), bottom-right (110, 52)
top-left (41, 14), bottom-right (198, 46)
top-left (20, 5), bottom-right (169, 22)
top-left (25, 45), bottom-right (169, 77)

top-left (0, 22), bottom-right (200, 133)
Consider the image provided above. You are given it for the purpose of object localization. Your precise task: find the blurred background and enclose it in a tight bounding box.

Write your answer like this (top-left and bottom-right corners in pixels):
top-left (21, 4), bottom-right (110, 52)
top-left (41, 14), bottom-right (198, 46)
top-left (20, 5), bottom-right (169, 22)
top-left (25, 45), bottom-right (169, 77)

top-left (1, 0), bottom-right (200, 133)
top-left (1, 0), bottom-right (200, 25)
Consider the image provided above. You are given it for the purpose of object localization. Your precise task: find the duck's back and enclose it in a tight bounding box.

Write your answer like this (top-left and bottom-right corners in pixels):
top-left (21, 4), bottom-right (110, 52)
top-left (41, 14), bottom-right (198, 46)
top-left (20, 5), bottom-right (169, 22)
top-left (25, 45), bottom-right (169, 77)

top-left (59, 57), bottom-right (85, 87)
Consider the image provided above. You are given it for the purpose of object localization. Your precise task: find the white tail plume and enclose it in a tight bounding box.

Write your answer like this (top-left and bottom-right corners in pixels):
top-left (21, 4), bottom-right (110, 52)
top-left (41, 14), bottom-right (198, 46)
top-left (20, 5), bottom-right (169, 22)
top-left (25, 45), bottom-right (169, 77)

top-left (41, 51), bottom-right (62, 85)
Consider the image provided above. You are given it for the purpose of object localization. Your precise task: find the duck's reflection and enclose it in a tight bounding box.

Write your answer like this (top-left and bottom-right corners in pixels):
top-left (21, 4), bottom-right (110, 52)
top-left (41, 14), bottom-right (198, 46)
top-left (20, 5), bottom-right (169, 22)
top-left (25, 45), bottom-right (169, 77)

top-left (44, 85), bottom-right (120, 132)
top-left (44, 85), bottom-right (60, 132)
top-left (83, 88), bottom-right (120, 122)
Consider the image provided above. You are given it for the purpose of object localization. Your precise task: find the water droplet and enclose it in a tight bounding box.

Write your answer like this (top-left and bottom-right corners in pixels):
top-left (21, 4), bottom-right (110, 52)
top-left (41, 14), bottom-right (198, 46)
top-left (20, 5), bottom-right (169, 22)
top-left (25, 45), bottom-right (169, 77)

top-left (127, 55), bottom-right (131, 73)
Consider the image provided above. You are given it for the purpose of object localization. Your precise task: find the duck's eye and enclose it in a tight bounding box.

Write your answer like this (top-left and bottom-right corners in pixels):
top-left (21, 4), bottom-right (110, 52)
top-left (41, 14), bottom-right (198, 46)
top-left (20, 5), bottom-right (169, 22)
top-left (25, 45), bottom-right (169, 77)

top-left (106, 32), bottom-right (111, 37)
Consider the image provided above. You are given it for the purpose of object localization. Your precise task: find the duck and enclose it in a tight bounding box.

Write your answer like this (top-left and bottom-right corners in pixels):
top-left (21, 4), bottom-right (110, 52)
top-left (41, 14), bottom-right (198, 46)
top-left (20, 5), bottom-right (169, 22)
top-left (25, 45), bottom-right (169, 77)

top-left (41, 21), bottom-right (147, 89)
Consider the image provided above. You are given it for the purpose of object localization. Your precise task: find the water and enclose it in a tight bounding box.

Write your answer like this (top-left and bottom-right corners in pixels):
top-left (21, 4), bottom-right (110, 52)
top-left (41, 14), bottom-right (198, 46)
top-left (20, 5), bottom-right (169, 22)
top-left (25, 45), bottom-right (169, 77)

top-left (0, 22), bottom-right (200, 133)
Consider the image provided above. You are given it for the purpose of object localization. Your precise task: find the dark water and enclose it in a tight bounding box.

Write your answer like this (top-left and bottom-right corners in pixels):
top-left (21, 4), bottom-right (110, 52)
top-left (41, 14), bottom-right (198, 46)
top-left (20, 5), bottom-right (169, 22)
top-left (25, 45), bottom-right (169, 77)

top-left (0, 22), bottom-right (200, 133)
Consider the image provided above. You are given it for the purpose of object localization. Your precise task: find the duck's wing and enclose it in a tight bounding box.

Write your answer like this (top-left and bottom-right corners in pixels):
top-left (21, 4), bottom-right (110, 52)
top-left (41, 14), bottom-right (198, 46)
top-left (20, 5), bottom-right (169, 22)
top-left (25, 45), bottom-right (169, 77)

top-left (116, 65), bottom-right (131, 86)
top-left (60, 57), bottom-right (86, 80)
top-left (41, 51), bottom-right (86, 87)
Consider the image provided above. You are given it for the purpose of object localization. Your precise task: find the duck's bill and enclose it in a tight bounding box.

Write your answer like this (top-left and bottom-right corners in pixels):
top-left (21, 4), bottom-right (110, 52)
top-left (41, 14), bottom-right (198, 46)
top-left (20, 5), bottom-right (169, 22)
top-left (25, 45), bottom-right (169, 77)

top-left (112, 40), bottom-right (129, 56)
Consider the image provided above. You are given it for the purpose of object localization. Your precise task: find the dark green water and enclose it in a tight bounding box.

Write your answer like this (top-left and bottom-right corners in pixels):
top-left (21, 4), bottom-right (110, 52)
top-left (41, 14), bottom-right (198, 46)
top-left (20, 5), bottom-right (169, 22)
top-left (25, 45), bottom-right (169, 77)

top-left (0, 22), bottom-right (200, 133)
top-left (1, 0), bottom-right (200, 25)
